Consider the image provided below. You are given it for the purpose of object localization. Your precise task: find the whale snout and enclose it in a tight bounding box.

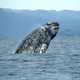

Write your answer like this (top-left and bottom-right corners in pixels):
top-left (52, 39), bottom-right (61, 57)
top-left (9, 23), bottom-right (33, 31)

top-left (47, 21), bottom-right (59, 26)
top-left (46, 21), bottom-right (59, 30)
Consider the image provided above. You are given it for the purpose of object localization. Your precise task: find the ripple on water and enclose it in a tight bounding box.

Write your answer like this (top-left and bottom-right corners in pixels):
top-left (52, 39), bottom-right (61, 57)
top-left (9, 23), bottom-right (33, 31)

top-left (0, 37), bottom-right (80, 80)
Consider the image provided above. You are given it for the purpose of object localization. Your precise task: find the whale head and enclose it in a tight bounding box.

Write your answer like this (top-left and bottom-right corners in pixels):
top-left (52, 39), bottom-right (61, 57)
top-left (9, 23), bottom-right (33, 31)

top-left (46, 21), bottom-right (59, 39)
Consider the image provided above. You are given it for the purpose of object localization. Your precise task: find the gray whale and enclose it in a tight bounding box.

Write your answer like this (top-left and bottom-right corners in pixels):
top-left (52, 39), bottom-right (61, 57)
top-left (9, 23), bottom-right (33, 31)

top-left (15, 21), bottom-right (59, 53)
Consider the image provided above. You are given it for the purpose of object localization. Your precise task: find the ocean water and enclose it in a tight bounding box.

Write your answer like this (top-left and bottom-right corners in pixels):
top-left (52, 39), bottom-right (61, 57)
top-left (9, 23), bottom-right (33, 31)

top-left (0, 36), bottom-right (80, 80)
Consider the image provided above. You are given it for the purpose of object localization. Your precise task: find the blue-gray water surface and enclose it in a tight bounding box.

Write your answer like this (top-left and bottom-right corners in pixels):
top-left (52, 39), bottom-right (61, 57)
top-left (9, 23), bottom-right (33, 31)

top-left (0, 36), bottom-right (80, 80)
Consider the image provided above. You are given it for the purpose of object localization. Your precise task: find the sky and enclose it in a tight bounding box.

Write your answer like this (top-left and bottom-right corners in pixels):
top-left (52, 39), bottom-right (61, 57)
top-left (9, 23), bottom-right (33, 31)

top-left (0, 0), bottom-right (80, 10)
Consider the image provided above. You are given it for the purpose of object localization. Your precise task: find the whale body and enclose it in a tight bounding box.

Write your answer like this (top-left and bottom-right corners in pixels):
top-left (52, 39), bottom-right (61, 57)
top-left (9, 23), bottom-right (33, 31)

top-left (15, 21), bottom-right (59, 53)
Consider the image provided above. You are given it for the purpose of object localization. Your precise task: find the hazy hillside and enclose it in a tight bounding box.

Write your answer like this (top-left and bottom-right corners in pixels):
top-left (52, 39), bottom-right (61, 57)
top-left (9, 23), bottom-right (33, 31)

top-left (0, 8), bottom-right (80, 39)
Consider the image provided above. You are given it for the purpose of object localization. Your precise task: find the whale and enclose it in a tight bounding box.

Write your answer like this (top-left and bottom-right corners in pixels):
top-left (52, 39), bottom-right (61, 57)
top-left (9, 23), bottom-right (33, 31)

top-left (15, 21), bottom-right (59, 53)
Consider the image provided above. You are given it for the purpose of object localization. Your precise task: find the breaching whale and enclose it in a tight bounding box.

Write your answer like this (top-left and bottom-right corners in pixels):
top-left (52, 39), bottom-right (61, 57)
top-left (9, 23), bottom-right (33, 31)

top-left (15, 21), bottom-right (59, 53)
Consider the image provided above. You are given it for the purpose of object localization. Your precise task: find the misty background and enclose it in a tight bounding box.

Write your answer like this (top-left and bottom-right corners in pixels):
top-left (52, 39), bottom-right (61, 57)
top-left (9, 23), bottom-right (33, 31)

top-left (0, 8), bottom-right (80, 40)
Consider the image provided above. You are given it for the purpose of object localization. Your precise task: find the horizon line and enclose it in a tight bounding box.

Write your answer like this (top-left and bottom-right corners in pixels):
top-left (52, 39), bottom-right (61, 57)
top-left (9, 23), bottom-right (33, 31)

top-left (0, 7), bottom-right (80, 11)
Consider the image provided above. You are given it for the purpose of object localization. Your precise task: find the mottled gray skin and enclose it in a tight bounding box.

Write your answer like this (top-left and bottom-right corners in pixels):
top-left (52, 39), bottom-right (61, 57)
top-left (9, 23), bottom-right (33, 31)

top-left (15, 21), bottom-right (59, 53)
